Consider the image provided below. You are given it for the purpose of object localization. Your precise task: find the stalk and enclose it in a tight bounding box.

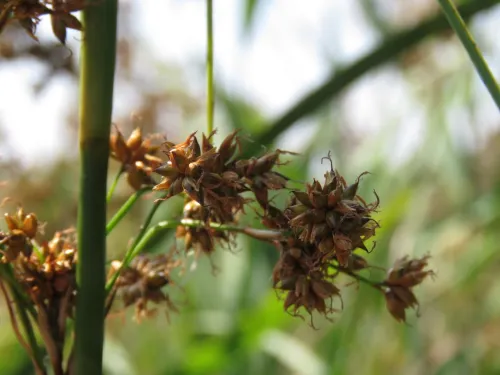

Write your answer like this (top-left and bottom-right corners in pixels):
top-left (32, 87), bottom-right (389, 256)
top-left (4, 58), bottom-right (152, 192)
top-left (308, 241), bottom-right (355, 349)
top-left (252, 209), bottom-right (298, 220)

top-left (105, 219), bottom-right (284, 293)
top-left (106, 167), bottom-right (124, 202)
top-left (437, 0), bottom-right (500, 110)
top-left (76, 1), bottom-right (118, 374)
top-left (206, 0), bottom-right (214, 133)
top-left (106, 187), bottom-right (151, 235)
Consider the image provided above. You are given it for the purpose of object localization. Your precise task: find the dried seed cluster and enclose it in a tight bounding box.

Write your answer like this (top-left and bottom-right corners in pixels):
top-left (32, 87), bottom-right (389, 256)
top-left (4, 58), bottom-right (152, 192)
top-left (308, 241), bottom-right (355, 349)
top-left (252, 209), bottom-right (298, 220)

top-left (266, 161), bottom-right (379, 322)
top-left (0, 0), bottom-right (86, 44)
top-left (1, 207), bottom-right (38, 262)
top-left (110, 127), bottom-right (163, 190)
top-left (0, 209), bottom-right (76, 372)
top-left (154, 130), bottom-right (288, 253)
top-left (112, 254), bottom-right (179, 322)
top-left (176, 199), bottom-right (231, 255)
top-left (383, 255), bottom-right (434, 322)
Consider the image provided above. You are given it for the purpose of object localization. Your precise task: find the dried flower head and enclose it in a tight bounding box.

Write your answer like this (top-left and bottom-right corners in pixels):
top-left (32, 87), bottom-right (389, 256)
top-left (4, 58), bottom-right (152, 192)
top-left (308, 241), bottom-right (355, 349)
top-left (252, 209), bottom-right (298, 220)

top-left (1, 207), bottom-right (38, 262)
top-left (0, 0), bottom-right (86, 43)
top-left (283, 156), bottom-right (379, 268)
top-left (176, 199), bottom-right (232, 256)
top-left (272, 237), bottom-right (342, 326)
top-left (110, 127), bottom-right (163, 190)
top-left (112, 254), bottom-right (180, 322)
top-left (154, 130), bottom-right (288, 222)
top-left (11, 230), bottom-right (77, 374)
top-left (268, 155), bottom-right (384, 323)
top-left (383, 255), bottom-right (434, 323)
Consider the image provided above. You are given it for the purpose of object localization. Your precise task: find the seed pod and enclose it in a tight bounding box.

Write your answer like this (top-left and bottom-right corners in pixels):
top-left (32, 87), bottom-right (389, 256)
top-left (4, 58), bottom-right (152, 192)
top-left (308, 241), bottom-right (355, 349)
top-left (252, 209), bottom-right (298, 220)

top-left (325, 210), bottom-right (339, 229)
top-left (182, 177), bottom-right (200, 202)
top-left (218, 131), bottom-right (239, 163)
top-left (126, 128), bottom-right (143, 150)
top-left (385, 290), bottom-right (406, 322)
top-left (309, 191), bottom-right (327, 209)
top-left (292, 191), bottom-right (312, 207)
top-left (311, 280), bottom-right (339, 300)
top-left (280, 276), bottom-right (298, 290)
top-left (22, 214), bottom-right (38, 239)
top-left (284, 291), bottom-right (300, 311)
top-left (317, 236), bottom-right (334, 253)
top-left (327, 188), bottom-right (342, 208)
top-left (167, 178), bottom-right (183, 198)
top-left (4, 213), bottom-right (19, 232)
top-left (288, 247), bottom-right (302, 259)
top-left (310, 223), bottom-right (329, 243)
top-left (110, 131), bottom-right (130, 163)
top-left (342, 171), bottom-right (369, 200)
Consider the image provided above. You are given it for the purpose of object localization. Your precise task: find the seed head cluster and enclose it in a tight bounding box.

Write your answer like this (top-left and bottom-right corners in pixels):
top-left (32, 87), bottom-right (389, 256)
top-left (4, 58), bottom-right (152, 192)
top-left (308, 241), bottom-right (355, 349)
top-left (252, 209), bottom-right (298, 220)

top-left (111, 254), bottom-right (179, 322)
top-left (383, 255), bottom-right (434, 322)
top-left (0, 0), bottom-right (86, 44)
top-left (110, 127), bottom-right (163, 191)
top-left (176, 199), bottom-right (231, 256)
top-left (0, 208), bottom-right (76, 373)
top-left (154, 130), bottom-right (288, 254)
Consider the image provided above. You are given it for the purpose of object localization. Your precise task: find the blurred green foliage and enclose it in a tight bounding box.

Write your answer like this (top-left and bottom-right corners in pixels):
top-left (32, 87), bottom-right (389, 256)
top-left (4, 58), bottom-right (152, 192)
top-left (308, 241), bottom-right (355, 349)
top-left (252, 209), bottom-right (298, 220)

top-left (1, 1), bottom-right (500, 374)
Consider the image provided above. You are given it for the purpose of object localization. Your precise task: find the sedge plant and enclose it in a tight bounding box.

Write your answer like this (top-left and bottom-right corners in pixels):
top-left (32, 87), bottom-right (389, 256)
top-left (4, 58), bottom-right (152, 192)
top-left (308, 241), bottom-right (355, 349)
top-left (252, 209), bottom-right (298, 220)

top-left (0, 0), bottom-right (497, 374)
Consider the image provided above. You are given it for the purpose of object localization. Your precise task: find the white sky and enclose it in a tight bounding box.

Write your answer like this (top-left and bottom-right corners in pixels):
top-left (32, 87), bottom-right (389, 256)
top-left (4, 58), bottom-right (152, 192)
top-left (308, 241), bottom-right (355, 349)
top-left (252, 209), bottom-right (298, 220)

top-left (0, 0), bottom-right (499, 167)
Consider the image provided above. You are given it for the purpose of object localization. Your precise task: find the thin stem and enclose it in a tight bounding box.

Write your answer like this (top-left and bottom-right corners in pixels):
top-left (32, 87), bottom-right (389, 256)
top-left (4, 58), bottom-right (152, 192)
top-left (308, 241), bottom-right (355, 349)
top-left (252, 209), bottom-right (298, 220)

top-left (129, 199), bottom-right (163, 248)
top-left (0, 280), bottom-right (46, 375)
top-left (206, 0), bottom-right (214, 134)
top-left (76, 1), bottom-right (118, 374)
top-left (0, 263), bottom-right (38, 320)
top-left (105, 219), bottom-right (284, 293)
top-left (331, 265), bottom-right (383, 292)
top-left (106, 187), bottom-right (151, 235)
top-left (249, 0), bottom-right (498, 154)
top-left (437, 0), bottom-right (500, 110)
top-left (106, 167), bottom-right (124, 202)
top-left (9, 285), bottom-right (44, 371)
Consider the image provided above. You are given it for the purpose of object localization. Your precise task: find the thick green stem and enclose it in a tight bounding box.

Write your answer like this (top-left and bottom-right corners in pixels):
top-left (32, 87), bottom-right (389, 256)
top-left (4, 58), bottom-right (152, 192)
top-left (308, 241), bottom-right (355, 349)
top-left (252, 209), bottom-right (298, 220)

top-left (106, 187), bottom-right (151, 235)
top-left (76, 1), bottom-right (118, 374)
top-left (206, 0), bottom-right (214, 133)
top-left (437, 0), bottom-right (500, 109)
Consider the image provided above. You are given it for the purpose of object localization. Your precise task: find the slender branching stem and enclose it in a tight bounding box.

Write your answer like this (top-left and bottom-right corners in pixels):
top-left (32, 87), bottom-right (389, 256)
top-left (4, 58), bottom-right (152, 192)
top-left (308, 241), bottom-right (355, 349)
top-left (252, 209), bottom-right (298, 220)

top-left (437, 0), bottom-right (500, 110)
top-left (106, 167), bottom-right (124, 202)
top-left (331, 265), bottom-right (384, 292)
top-left (105, 219), bottom-right (284, 293)
top-left (206, 0), bottom-right (214, 134)
top-left (106, 187), bottom-right (151, 235)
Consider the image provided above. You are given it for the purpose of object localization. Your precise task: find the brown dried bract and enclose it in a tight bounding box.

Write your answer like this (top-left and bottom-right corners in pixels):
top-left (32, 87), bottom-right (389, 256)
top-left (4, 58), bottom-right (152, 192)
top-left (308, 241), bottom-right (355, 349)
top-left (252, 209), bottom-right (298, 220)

top-left (0, 0), bottom-right (88, 43)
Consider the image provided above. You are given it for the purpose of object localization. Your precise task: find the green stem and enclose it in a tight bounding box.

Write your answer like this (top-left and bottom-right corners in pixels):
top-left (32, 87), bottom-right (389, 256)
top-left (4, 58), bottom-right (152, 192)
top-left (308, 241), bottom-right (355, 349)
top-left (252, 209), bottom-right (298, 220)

top-left (105, 219), bottom-right (284, 293)
top-left (437, 0), bottom-right (500, 110)
top-left (332, 265), bottom-right (383, 292)
top-left (76, 1), bottom-right (117, 374)
top-left (9, 285), bottom-right (45, 374)
top-left (106, 167), bottom-right (123, 202)
top-left (106, 187), bottom-right (151, 235)
top-left (206, 0), bottom-right (214, 134)
top-left (105, 199), bottom-right (163, 294)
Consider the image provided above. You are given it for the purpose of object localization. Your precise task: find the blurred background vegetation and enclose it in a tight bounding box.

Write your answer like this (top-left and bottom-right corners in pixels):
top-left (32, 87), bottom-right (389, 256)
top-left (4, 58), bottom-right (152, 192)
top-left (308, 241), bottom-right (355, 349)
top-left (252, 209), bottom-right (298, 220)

top-left (1, 0), bottom-right (500, 374)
